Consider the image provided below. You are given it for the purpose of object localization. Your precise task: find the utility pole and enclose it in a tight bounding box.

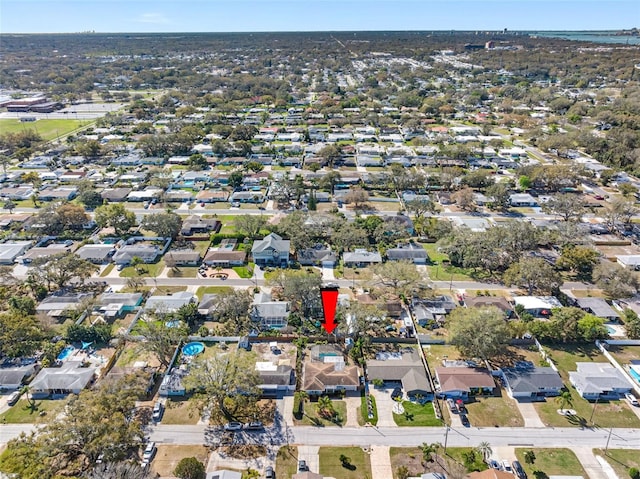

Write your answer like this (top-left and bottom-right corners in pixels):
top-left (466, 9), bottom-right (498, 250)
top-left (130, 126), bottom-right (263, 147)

top-left (605, 427), bottom-right (613, 454)
top-left (589, 397), bottom-right (599, 425)
top-left (443, 424), bottom-right (450, 456)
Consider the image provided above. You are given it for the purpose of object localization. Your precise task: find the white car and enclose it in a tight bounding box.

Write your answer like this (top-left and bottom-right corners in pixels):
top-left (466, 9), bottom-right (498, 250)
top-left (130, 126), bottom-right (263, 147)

top-left (142, 442), bottom-right (156, 462)
top-left (152, 401), bottom-right (163, 421)
top-left (625, 393), bottom-right (639, 407)
top-left (501, 460), bottom-right (513, 472)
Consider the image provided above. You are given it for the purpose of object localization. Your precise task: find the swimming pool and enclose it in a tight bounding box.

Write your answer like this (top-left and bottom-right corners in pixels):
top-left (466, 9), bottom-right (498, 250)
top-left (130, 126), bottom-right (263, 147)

top-left (182, 342), bottom-right (205, 357)
top-left (165, 320), bottom-right (181, 328)
top-left (57, 346), bottom-right (75, 361)
top-left (606, 325), bottom-right (617, 335)
top-left (630, 366), bottom-right (640, 384)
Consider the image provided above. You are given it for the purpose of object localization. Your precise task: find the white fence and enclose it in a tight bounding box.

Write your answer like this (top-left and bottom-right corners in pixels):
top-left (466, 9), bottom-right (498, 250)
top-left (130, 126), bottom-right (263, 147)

top-left (596, 340), bottom-right (640, 396)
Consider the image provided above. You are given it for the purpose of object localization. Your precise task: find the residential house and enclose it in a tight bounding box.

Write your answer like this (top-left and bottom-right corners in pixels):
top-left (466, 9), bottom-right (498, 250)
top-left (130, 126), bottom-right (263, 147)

top-left (75, 244), bottom-right (116, 264)
top-left (254, 348), bottom-right (296, 398)
top-left (616, 255), bottom-right (640, 270)
top-left (98, 292), bottom-right (144, 319)
top-left (435, 366), bottom-right (496, 400)
top-left (464, 296), bottom-right (513, 317)
top-left (367, 351), bottom-right (433, 401)
top-left (144, 291), bottom-right (195, 315)
top-left (576, 298), bottom-right (620, 322)
top-left (343, 249), bottom-right (382, 267)
top-left (303, 345), bottom-right (360, 395)
top-left (229, 191), bottom-right (265, 204)
top-left (164, 249), bottom-right (201, 267)
top-left (207, 471), bottom-right (243, 479)
top-left (112, 244), bottom-right (160, 265)
top-left (386, 243), bottom-right (428, 264)
top-left (251, 292), bottom-right (290, 329)
top-left (29, 361), bottom-right (96, 398)
top-left (36, 292), bottom-right (93, 318)
top-left (513, 296), bottom-right (562, 317)
top-left (198, 294), bottom-right (219, 318)
top-left (297, 246), bottom-right (337, 267)
top-left (411, 296), bottom-right (457, 327)
top-left (196, 190), bottom-right (229, 203)
top-left (0, 186), bottom-right (34, 201)
top-left (38, 187), bottom-right (77, 202)
top-left (204, 250), bottom-right (247, 267)
top-left (127, 188), bottom-right (163, 202)
top-left (101, 187), bottom-right (132, 202)
top-left (180, 216), bottom-right (221, 236)
top-left (159, 364), bottom-right (188, 397)
top-left (0, 363), bottom-right (37, 390)
top-left (252, 233), bottom-right (290, 268)
top-left (509, 193), bottom-right (538, 207)
top-left (467, 470), bottom-right (515, 479)
top-left (18, 244), bottom-right (70, 264)
top-left (501, 362), bottom-right (564, 400)
top-left (569, 362), bottom-right (633, 400)
top-left (0, 241), bottom-right (31, 265)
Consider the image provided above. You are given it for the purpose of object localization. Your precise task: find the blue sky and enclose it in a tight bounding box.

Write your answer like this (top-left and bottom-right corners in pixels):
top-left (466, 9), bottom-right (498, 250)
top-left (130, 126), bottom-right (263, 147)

top-left (1, 0), bottom-right (638, 33)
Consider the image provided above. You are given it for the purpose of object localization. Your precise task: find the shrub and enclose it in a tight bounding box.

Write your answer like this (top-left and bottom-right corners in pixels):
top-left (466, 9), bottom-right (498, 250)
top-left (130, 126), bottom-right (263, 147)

top-left (174, 457), bottom-right (205, 479)
top-left (629, 467), bottom-right (640, 479)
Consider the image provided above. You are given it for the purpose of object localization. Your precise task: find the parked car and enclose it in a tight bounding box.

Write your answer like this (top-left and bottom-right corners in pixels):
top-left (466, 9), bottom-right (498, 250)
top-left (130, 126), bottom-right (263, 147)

top-left (460, 413), bottom-right (470, 427)
top-left (298, 460), bottom-right (309, 472)
top-left (265, 466), bottom-right (275, 478)
top-left (152, 401), bottom-right (163, 421)
top-left (488, 459), bottom-right (500, 469)
top-left (224, 422), bottom-right (243, 431)
top-left (625, 393), bottom-right (639, 407)
top-left (501, 460), bottom-right (513, 472)
top-left (142, 442), bottom-right (156, 462)
top-left (447, 398), bottom-right (458, 414)
top-left (512, 460), bottom-right (527, 479)
top-left (7, 390), bottom-right (21, 406)
top-left (245, 421), bottom-right (264, 430)
top-left (391, 387), bottom-right (403, 400)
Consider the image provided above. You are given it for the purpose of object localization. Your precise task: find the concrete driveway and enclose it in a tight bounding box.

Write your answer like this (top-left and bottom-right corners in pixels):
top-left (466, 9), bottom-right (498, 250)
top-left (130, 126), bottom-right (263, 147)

top-left (297, 445), bottom-right (320, 474)
top-left (514, 398), bottom-right (546, 428)
top-left (369, 385), bottom-right (397, 427)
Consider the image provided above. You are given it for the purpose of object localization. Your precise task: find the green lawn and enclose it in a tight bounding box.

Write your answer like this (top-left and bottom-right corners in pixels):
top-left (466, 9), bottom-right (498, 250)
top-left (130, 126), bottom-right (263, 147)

top-left (0, 398), bottom-right (67, 424)
top-left (119, 261), bottom-right (165, 278)
top-left (276, 445), bottom-right (299, 479)
top-left (99, 263), bottom-right (115, 277)
top-left (390, 447), bottom-right (486, 478)
top-left (161, 397), bottom-right (201, 425)
top-left (594, 449), bottom-right (640, 478)
top-left (393, 401), bottom-right (442, 426)
top-left (296, 399), bottom-right (347, 427)
top-left (167, 266), bottom-right (198, 278)
top-left (515, 448), bottom-right (587, 477)
top-left (0, 118), bottom-right (89, 141)
top-left (232, 266), bottom-right (253, 278)
top-left (464, 394), bottom-right (524, 427)
top-left (195, 286), bottom-right (233, 300)
top-left (358, 393), bottom-right (378, 426)
top-left (319, 447), bottom-right (372, 479)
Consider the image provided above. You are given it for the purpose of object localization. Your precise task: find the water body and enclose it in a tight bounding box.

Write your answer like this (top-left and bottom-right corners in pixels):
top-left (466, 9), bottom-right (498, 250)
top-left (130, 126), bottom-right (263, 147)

top-left (530, 31), bottom-right (640, 45)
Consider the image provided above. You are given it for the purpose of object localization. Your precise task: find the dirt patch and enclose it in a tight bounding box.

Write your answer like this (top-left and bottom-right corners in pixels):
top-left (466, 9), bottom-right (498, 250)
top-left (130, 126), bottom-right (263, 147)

top-left (219, 445), bottom-right (267, 459)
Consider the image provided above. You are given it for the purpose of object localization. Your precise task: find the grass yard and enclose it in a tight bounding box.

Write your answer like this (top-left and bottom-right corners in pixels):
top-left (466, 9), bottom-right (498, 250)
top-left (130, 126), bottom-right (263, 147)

top-left (276, 445), bottom-right (299, 479)
top-left (358, 393), bottom-right (378, 426)
top-left (150, 445), bottom-right (208, 477)
top-left (119, 261), bottom-right (165, 278)
top-left (488, 345), bottom-right (544, 370)
top-left (318, 446), bottom-right (372, 479)
top-left (464, 394), bottom-right (524, 427)
top-left (515, 448), bottom-right (587, 477)
top-left (606, 345), bottom-right (640, 365)
top-left (161, 397), bottom-right (201, 425)
top-left (0, 398), bottom-right (67, 424)
top-left (393, 401), bottom-right (442, 427)
top-left (543, 344), bottom-right (606, 381)
top-left (390, 447), bottom-right (485, 478)
top-left (0, 118), bottom-right (88, 140)
top-left (195, 285), bottom-right (233, 300)
top-left (232, 266), bottom-right (253, 278)
top-left (296, 399), bottom-right (347, 427)
top-left (167, 266), bottom-right (198, 278)
top-left (423, 344), bottom-right (461, 374)
top-left (594, 449), bottom-right (640, 478)
top-left (99, 263), bottom-right (115, 277)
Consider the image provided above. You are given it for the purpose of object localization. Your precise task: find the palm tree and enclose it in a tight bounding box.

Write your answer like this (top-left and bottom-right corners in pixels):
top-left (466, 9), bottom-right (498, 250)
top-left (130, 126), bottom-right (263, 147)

top-left (476, 441), bottom-right (493, 462)
top-left (20, 385), bottom-right (36, 411)
top-left (556, 390), bottom-right (574, 413)
top-left (316, 395), bottom-right (335, 419)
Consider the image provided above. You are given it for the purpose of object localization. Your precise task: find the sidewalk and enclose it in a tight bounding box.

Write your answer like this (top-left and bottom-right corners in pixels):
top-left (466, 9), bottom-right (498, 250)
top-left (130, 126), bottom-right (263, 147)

top-left (572, 447), bottom-right (615, 479)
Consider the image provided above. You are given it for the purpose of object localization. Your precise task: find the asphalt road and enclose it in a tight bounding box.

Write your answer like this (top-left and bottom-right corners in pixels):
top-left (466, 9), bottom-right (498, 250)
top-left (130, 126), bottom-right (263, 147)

top-left (2, 423), bottom-right (638, 450)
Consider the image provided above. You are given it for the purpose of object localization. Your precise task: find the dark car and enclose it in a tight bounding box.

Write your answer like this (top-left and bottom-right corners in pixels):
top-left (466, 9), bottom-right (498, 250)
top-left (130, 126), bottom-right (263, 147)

top-left (298, 460), bottom-right (309, 472)
top-left (391, 387), bottom-right (403, 400)
top-left (460, 413), bottom-right (470, 427)
top-left (265, 466), bottom-right (275, 479)
top-left (512, 460), bottom-right (527, 479)
top-left (488, 459), bottom-right (500, 469)
top-left (245, 421), bottom-right (264, 431)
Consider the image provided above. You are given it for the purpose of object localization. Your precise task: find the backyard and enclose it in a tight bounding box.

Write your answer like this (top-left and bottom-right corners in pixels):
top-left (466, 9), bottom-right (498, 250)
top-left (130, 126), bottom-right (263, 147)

top-left (515, 448), bottom-right (587, 477)
top-left (318, 446), bottom-right (372, 479)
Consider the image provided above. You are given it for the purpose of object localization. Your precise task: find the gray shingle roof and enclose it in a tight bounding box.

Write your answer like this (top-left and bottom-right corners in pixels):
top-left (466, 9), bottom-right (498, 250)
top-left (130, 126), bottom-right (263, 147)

top-left (502, 366), bottom-right (564, 394)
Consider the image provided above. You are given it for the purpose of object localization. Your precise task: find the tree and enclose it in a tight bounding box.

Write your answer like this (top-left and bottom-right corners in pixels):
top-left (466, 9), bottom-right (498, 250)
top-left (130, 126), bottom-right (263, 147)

top-left (55, 202), bottom-right (90, 231)
top-left (95, 203), bottom-right (136, 236)
top-left (371, 260), bottom-right (426, 300)
top-left (397, 465), bottom-right (410, 479)
top-left (629, 467), bottom-right (640, 479)
top-left (317, 144), bottom-right (342, 168)
top-left (542, 193), bottom-right (585, 221)
top-left (316, 395), bottom-right (337, 420)
top-left (211, 289), bottom-right (253, 333)
top-left (603, 197), bottom-right (639, 232)
top-left (3, 199), bottom-right (16, 214)
top-left (0, 375), bottom-right (148, 478)
top-left (577, 314), bottom-right (609, 341)
top-left (175, 302), bottom-right (200, 328)
top-left (593, 261), bottom-right (639, 298)
top-left (405, 197), bottom-right (435, 220)
top-left (452, 187), bottom-right (476, 211)
top-left (338, 301), bottom-right (388, 339)
top-left (556, 245), bottom-right (599, 276)
top-left (228, 170), bottom-right (244, 190)
top-left (486, 182), bottom-right (512, 211)
top-left (267, 269), bottom-right (322, 319)
top-left (28, 252), bottom-right (98, 291)
top-left (174, 457), bottom-right (205, 479)
top-left (556, 390), bottom-right (574, 413)
top-left (233, 215), bottom-right (266, 239)
top-left (86, 462), bottom-right (158, 479)
top-left (421, 442), bottom-right (441, 463)
top-left (503, 257), bottom-right (561, 295)
top-left (187, 153), bottom-right (208, 171)
top-left (185, 350), bottom-right (261, 419)
top-left (318, 170), bottom-right (342, 195)
top-left (136, 319), bottom-right (188, 368)
top-left (622, 308), bottom-right (640, 339)
top-left (448, 306), bottom-right (511, 360)
top-left (78, 189), bottom-right (104, 209)
top-left (344, 188), bottom-right (369, 210)
top-left (476, 442), bottom-right (492, 462)
top-left (141, 212), bottom-right (183, 239)
top-left (524, 450), bottom-right (537, 465)
top-left (338, 454), bottom-right (351, 467)
top-left (21, 171), bottom-right (42, 207)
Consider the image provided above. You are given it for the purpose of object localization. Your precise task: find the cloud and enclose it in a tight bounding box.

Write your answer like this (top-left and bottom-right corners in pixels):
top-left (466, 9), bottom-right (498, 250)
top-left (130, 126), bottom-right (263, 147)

top-left (138, 12), bottom-right (170, 24)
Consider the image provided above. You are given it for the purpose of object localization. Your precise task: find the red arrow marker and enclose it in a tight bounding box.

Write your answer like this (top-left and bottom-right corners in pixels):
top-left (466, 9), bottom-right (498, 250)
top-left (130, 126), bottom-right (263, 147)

top-left (320, 286), bottom-right (339, 334)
